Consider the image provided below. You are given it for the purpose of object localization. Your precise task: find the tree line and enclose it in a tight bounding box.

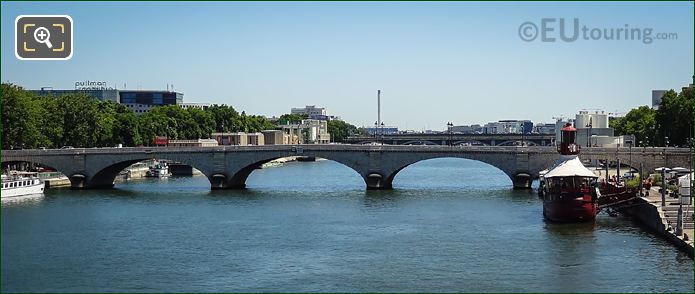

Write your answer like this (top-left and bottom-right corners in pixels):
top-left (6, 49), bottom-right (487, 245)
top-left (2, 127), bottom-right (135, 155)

top-left (1, 83), bottom-right (363, 149)
top-left (610, 84), bottom-right (693, 147)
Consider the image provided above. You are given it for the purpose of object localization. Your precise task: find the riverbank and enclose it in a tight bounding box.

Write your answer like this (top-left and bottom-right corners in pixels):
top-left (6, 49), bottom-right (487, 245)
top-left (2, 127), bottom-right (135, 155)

top-left (621, 186), bottom-right (694, 257)
top-left (37, 172), bottom-right (70, 188)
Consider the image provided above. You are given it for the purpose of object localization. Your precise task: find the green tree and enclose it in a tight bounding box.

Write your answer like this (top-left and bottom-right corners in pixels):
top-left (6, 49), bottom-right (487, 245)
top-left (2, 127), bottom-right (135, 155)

top-left (207, 104), bottom-right (240, 132)
top-left (327, 120), bottom-right (358, 142)
top-left (0, 84), bottom-right (44, 149)
top-left (656, 87), bottom-right (694, 146)
top-left (187, 107), bottom-right (215, 138)
top-left (112, 104), bottom-right (142, 147)
top-left (610, 105), bottom-right (657, 146)
top-left (277, 113), bottom-right (308, 125)
top-left (35, 94), bottom-right (64, 148)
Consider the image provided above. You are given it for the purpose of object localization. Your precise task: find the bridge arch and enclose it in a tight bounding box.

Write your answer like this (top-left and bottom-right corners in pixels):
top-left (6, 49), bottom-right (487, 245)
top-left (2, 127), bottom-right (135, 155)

top-left (370, 152), bottom-right (536, 190)
top-left (79, 157), bottom-right (213, 188)
top-left (388, 157), bottom-right (513, 189)
top-left (1, 159), bottom-right (83, 188)
top-left (451, 140), bottom-right (489, 146)
top-left (221, 155), bottom-right (366, 189)
top-left (401, 140), bottom-right (439, 146)
top-left (495, 140), bottom-right (539, 146)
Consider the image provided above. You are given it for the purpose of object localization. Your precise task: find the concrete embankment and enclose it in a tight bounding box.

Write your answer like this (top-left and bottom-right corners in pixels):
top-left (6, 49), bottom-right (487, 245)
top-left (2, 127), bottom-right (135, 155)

top-left (621, 187), bottom-right (694, 258)
top-left (38, 172), bottom-right (71, 188)
top-left (115, 163), bottom-right (150, 182)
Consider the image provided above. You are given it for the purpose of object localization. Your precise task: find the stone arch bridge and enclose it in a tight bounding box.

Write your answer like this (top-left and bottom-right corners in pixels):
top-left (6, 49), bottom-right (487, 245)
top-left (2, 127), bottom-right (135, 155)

top-left (1, 145), bottom-right (690, 190)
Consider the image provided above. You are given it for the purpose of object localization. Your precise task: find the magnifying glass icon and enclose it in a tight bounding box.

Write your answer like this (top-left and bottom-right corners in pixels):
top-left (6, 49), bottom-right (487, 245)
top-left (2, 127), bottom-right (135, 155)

top-left (33, 27), bottom-right (53, 49)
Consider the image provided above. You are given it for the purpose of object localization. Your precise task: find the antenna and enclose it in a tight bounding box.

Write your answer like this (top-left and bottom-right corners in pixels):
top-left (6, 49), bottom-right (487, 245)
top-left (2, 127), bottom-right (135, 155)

top-left (377, 90), bottom-right (381, 128)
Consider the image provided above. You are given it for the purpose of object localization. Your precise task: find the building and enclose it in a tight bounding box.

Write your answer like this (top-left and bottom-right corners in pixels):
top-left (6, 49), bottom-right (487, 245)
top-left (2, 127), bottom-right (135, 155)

top-left (364, 126), bottom-right (399, 136)
top-left (290, 105), bottom-right (339, 121)
top-left (119, 90), bottom-right (183, 114)
top-left (533, 123), bottom-right (555, 134)
top-left (558, 110), bottom-right (633, 148)
top-left (261, 130), bottom-right (291, 145)
top-left (652, 90), bottom-right (667, 109)
top-left (167, 139), bottom-right (218, 147)
top-left (450, 124), bottom-right (483, 134)
top-left (213, 132), bottom-right (248, 146)
top-left (180, 103), bottom-right (211, 111)
top-left (31, 88), bottom-right (120, 103)
top-left (291, 105), bottom-right (326, 117)
top-left (280, 119), bottom-right (331, 144)
top-left (246, 133), bottom-right (265, 146)
top-left (32, 88), bottom-right (184, 115)
top-left (499, 120), bottom-right (533, 134)
top-left (652, 78), bottom-right (694, 109)
top-left (483, 120), bottom-right (532, 134)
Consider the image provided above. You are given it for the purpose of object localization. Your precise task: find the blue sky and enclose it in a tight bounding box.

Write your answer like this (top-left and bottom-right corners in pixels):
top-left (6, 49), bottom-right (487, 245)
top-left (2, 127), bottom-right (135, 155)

top-left (1, 1), bottom-right (693, 130)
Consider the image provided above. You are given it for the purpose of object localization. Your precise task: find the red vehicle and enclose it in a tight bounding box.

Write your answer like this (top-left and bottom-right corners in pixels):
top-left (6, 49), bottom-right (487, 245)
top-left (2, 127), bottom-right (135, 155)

top-left (153, 136), bottom-right (168, 147)
top-left (541, 123), bottom-right (599, 222)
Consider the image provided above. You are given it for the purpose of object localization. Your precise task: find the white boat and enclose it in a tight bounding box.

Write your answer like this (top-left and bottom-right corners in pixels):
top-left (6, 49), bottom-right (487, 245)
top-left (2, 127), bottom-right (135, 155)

top-left (145, 160), bottom-right (171, 178)
top-left (1, 174), bottom-right (45, 198)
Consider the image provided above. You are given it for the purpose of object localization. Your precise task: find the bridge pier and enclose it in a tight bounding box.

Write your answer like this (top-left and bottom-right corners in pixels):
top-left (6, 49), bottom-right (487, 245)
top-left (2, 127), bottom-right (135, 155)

top-left (364, 173), bottom-right (393, 190)
top-left (68, 174), bottom-right (88, 189)
top-left (512, 173), bottom-right (532, 189)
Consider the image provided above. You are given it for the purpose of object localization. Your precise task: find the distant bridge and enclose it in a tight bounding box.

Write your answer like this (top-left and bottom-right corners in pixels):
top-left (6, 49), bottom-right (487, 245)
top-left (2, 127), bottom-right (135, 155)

top-left (1, 145), bottom-right (690, 190)
top-left (345, 133), bottom-right (555, 146)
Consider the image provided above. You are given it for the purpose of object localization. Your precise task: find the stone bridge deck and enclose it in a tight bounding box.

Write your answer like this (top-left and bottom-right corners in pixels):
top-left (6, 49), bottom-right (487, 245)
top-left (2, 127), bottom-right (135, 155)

top-left (2, 145), bottom-right (691, 190)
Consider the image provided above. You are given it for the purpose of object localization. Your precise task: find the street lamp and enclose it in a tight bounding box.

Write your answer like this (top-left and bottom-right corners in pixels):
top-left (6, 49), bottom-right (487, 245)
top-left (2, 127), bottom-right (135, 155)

top-left (676, 137), bottom-right (693, 236)
top-left (380, 122), bottom-right (385, 145)
top-left (585, 117), bottom-right (593, 147)
top-left (374, 121), bottom-right (378, 143)
top-left (628, 140), bottom-right (633, 172)
top-left (446, 122), bottom-right (453, 146)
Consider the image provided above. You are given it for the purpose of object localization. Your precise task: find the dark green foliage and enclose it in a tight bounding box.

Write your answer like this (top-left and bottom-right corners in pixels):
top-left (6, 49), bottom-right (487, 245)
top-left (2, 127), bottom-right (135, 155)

top-left (277, 113), bottom-right (308, 125)
top-left (0, 84), bottom-right (277, 148)
top-left (327, 120), bottom-right (358, 142)
top-left (612, 85), bottom-right (693, 147)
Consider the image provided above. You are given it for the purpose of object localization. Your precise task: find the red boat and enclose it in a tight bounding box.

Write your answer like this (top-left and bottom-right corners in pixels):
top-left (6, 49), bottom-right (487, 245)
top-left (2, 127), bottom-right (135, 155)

top-left (540, 123), bottom-right (599, 222)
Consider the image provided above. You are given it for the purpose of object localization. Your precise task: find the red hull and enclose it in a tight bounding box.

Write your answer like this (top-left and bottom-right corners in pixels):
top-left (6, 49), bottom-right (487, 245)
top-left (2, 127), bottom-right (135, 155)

top-left (543, 200), bottom-right (598, 222)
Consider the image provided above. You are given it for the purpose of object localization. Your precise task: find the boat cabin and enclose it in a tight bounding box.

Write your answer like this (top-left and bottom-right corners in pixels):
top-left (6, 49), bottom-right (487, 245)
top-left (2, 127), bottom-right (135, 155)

top-left (558, 123), bottom-right (580, 155)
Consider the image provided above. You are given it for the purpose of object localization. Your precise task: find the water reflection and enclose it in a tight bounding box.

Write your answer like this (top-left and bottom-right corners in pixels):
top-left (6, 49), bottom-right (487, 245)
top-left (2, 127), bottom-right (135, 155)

top-left (1, 194), bottom-right (44, 207)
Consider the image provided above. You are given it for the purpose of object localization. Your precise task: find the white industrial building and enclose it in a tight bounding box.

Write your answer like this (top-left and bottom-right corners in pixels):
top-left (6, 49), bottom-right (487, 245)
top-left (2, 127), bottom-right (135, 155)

top-left (279, 119), bottom-right (331, 144)
top-left (290, 105), bottom-right (339, 121)
top-left (554, 110), bottom-right (634, 148)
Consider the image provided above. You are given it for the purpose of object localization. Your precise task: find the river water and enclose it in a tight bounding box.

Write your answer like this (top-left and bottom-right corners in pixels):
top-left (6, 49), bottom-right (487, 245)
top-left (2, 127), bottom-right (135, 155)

top-left (2, 159), bottom-right (693, 292)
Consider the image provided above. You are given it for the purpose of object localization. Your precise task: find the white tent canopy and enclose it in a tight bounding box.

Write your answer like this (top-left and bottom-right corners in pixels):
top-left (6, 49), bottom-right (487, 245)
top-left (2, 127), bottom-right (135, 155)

top-left (544, 156), bottom-right (598, 178)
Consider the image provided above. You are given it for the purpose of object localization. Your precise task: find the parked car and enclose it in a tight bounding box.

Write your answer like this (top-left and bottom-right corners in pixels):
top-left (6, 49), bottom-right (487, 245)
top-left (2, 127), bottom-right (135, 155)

top-left (60, 146), bottom-right (74, 150)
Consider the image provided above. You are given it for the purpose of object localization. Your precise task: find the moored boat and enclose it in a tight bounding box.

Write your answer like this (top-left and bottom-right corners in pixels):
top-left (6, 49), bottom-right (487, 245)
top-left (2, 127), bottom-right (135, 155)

top-left (541, 123), bottom-right (599, 222)
top-left (1, 173), bottom-right (45, 199)
top-left (145, 160), bottom-right (171, 178)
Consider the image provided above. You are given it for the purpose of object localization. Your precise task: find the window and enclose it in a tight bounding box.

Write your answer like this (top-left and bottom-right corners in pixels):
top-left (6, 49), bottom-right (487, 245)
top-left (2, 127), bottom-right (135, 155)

top-left (121, 93), bottom-right (136, 104)
top-left (152, 93), bottom-right (163, 105)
